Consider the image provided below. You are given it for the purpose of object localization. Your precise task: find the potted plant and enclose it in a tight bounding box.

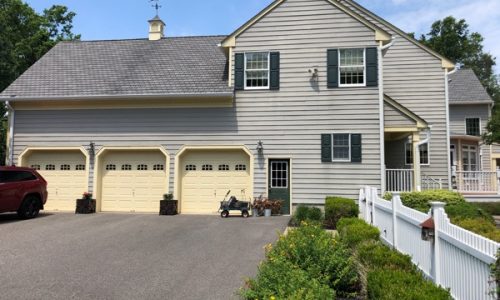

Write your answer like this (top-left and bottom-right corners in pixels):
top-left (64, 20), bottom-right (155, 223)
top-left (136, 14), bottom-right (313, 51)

top-left (160, 193), bottom-right (178, 215)
top-left (263, 199), bottom-right (273, 217)
top-left (76, 192), bottom-right (96, 214)
top-left (251, 198), bottom-right (264, 217)
top-left (271, 200), bottom-right (284, 216)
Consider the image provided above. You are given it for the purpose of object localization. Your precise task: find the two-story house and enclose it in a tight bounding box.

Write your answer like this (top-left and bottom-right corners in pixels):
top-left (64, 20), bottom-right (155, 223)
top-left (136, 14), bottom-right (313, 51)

top-left (0, 0), bottom-right (456, 214)
top-left (448, 69), bottom-right (497, 194)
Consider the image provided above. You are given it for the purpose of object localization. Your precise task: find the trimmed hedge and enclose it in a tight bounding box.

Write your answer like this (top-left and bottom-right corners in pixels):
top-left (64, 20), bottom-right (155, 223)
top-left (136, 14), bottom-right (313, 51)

top-left (292, 205), bottom-right (323, 226)
top-left (356, 241), bottom-right (415, 272)
top-left (473, 202), bottom-right (500, 216)
top-left (325, 196), bottom-right (359, 229)
top-left (241, 258), bottom-right (335, 300)
top-left (337, 218), bottom-right (379, 248)
top-left (397, 190), bottom-right (465, 212)
top-left (445, 202), bottom-right (493, 222)
top-left (268, 224), bottom-right (360, 298)
top-left (367, 270), bottom-right (452, 300)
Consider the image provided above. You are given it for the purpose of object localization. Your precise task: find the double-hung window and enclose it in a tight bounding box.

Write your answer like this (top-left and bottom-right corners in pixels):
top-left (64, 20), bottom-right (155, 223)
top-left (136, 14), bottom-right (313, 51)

top-left (339, 49), bottom-right (365, 86)
top-left (405, 142), bottom-right (430, 165)
top-left (332, 134), bottom-right (351, 162)
top-left (462, 145), bottom-right (478, 171)
top-left (245, 52), bottom-right (270, 89)
top-left (465, 118), bottom-right (481, 136)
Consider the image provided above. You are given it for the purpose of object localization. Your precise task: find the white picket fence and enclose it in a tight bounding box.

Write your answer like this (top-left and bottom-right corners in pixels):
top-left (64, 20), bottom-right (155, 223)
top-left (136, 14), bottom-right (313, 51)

top-left (359, 186), bottom-right (499, 300)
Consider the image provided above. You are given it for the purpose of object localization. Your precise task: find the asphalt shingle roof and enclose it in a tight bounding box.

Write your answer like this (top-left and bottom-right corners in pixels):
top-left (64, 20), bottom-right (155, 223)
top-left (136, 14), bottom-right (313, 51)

top-left (0, 36), bottom-right (232, 99)
top-left (449, 69), bottom-right (493, 104)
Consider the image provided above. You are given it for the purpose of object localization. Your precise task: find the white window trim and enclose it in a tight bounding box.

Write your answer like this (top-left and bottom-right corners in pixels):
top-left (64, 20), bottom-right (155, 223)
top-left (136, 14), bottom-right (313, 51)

top-left (338, 48), bottom-right (366, 88)
top-left (244, 52), bottom-right (270, 90)
top-left (405, 141), bottom-right (431, 166)
top-left (464, 117), bottom-right (481, 136)
top-left (331, 133), bottom-right (351, 162)
top-left (462, 144), bottom-right (479, 171)
top-left (270, 161), bottom-right (289, 189)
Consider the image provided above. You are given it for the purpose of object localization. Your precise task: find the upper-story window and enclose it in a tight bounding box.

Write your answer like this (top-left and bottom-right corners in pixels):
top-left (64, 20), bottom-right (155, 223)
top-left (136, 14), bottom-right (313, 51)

top-left (339, 49), bottom-right (365, 87)
top-left (245, 52), bottom-right (269, 89)
top-left (466, 118), bottom-right (481, 136)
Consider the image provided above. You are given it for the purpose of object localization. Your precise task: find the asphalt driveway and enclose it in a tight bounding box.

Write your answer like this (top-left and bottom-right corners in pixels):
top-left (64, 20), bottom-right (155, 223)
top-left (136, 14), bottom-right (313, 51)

top-left (0, 213), bottom-right (289, 300)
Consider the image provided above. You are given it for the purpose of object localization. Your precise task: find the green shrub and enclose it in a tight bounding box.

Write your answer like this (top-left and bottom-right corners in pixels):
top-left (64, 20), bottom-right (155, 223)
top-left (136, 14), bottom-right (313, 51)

top-left (453, 218), bottom-right (500, 242)
top-left (241, 258), bottom-right (335, 300)
top-left (337, 218), bottom-right (379, 248)
top-left (398, 190), bottom-right (465, 212)
top-left (445, 202), bottom-right (493, 222)
top-left (292, 205), bottom-right (323, 226)
top-left (268, 223), bottom-right (360, 298)
top-left (474, 202), bottom-right (500, 216)
top-left (367, 269), bottom-right (452, 300)
top-left (356, 241), bottom-right (415, 272)
top-left (325, 196), bottom-right (359, 229)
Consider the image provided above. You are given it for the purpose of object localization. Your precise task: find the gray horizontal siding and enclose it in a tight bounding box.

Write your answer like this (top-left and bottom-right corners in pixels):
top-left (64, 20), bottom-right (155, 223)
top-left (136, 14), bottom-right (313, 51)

top-left (341, 0), bottom-right (449, 187)
top-left (230, 0), bottom-right (381, 201)
top-left (450, 105), bottom-right (489, 135)
top-left (384, 103), bottom-right (416, 127)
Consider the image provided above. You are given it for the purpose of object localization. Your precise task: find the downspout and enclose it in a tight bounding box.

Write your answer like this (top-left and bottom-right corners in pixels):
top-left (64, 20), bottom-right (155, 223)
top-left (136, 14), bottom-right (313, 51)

top-left (5, 101), bottom-right (14, 166)
top-left (378, 37), bottom-right (396, 193)
top-left (415, 126), bottom-right (432, 191)
top-left (445, 67), bottom-right (457, 189)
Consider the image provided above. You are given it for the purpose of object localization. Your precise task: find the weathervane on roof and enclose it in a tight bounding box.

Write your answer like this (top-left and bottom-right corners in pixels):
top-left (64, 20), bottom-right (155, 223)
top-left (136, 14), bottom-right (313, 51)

top-left (150, 0), bottom-right (162, 15)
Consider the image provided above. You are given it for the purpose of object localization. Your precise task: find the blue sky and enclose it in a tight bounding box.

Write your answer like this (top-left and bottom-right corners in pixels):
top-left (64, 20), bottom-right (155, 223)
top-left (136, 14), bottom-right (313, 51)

top-left (26, 0), bottom-right (500, 71)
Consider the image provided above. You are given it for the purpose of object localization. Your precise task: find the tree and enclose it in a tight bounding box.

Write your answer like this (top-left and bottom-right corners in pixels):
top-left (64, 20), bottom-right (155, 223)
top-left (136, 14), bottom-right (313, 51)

top-left (418, 16), bottom-right (500, 144)
top-left (0, 0), bottom-right (80, 165)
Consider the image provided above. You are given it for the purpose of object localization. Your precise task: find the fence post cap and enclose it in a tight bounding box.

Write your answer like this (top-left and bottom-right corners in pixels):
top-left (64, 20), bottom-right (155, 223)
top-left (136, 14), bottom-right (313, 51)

top-left (430, 202), bottom-right (445, 209)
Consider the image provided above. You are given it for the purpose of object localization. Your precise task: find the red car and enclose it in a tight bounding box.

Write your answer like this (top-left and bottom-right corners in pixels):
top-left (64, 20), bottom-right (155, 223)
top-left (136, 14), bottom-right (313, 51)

top-left (0, 166), bottom-right (48, 219)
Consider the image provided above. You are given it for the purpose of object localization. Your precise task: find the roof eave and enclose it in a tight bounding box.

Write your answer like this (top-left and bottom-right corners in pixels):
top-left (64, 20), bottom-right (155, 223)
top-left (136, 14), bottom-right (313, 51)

top-left (0, 92), bottom-right (234, 102)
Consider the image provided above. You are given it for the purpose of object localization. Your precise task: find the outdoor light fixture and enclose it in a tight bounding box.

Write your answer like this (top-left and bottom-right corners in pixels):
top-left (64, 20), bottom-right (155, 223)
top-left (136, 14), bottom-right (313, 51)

top-left (257, 140), bottom-right (264, 153)
top-left (88, 141), bottom-right (95, 156)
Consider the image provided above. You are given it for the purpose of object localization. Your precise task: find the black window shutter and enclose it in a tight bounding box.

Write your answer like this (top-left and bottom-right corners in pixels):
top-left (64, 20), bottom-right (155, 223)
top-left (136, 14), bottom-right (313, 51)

top-left (351, 134), bottom-right (362, 163)
top-left (366, 48), bottom-right (378, 87)
top-left (327, 49), bottom-right (339, 88)
top-left (270, 52), bottom-right (280, 90)
top-left (235, 53), bottom-right (245, 90)
top-left (321, 134), bottom-right (332, 162)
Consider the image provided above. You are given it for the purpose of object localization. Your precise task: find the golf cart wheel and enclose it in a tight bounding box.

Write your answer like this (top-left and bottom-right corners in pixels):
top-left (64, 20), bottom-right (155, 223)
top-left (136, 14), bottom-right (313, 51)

top-left (221, 210), bottom-right (229, 218)
top-left (241, 210), bottom-right (249, 218)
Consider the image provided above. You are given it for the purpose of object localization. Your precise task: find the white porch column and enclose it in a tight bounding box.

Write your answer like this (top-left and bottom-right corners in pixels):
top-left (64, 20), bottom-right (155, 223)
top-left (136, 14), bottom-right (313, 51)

top-left (413, 133), bottom-right (421, 191)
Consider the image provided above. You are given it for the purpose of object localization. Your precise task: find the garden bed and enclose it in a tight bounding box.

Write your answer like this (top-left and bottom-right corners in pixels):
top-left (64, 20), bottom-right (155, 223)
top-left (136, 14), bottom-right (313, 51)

top-left (240, 196), bottom-right (451, 299)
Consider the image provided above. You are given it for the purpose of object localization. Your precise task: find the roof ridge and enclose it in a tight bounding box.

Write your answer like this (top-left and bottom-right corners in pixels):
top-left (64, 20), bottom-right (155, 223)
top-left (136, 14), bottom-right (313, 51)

top-left (60, 35), bottom-right (228, 44)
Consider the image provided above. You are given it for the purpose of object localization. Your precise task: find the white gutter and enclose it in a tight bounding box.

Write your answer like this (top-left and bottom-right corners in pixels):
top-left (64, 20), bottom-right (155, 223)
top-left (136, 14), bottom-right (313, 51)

top-left (379, 37), bottom-right (396, 193)
top-left (5, 101), bottom-right (14, 166)
top-left (0, 92), bottom-right (234, 102)
top-left (445, 67), bottom-right (457, 189)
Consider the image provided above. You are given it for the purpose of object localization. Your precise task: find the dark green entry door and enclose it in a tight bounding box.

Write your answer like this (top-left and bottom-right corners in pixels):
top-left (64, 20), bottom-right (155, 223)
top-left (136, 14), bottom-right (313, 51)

top-left (268, 159), bottom-right (290, 215)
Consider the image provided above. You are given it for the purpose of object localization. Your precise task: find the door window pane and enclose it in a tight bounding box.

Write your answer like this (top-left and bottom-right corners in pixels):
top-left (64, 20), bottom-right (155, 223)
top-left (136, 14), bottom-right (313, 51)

top-left (270, 161), bottom-right (288, 188)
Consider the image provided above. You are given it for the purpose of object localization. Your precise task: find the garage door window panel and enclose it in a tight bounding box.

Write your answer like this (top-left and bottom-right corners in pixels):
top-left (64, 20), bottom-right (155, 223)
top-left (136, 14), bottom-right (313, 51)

top-left (185, 165), bottom-right (196, 171)
top-left (121, 164), bottom-right (132, 171)
top-left (153, 164), bottom-right (164, 171)
top-left (45, 164), bottom-right (55, 170)
top-left (106, 164), bottom-right (116, 171)
top-left (137, 164), bottom-right (148, 170)
top-left (235, 164), bottom-right (247, 171)
top-left (60, 164), bottom-right (71, 171)
top-left (218, 164), bottom-right (229, 171)
top-left (202, 164), bottom-right (213, 171)
top-left (75, 164), bottom-right (86, 171)
top-left (30, 164), bottom-right (41, 170)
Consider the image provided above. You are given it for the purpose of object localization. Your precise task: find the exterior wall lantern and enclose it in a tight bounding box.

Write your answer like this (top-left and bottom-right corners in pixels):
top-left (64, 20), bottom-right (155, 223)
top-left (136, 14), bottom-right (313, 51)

top-left (256, 140), bottom-right (264, 154)
top-left (420, 217), bottom-right (435, 241)
top-left (88, 142), bottom-right (95, 156)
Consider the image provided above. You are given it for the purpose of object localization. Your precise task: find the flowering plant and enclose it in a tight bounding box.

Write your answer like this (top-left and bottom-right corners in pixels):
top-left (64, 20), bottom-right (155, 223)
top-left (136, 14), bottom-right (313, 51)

top-left (82, 192), bottom-right (93, 200)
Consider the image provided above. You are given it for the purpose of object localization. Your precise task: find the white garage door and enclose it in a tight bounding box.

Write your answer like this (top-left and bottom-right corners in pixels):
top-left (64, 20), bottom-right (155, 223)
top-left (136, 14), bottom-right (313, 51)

top-left (101, 151), bottom-right (167, 213)
top-left (25, 150), bottom-right (87, 211)
top-left (181, 150), bottom-right (251, 214)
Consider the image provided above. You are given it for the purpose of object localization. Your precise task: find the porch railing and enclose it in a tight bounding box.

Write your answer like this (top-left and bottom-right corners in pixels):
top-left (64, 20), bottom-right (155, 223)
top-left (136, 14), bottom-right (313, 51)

top-left (455, 171), bottom-right (497, 193)
top-left (386, 169), bottom-right (413, 192)
top-left (421, 173), bottom-right (443, 190)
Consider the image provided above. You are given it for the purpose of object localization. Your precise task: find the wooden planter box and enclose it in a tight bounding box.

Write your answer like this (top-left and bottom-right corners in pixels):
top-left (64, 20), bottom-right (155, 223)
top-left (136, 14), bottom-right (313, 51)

top-left (75, 198), bottom-right (96, 214)
top-left (160, 200), bottom-right (178, 215)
